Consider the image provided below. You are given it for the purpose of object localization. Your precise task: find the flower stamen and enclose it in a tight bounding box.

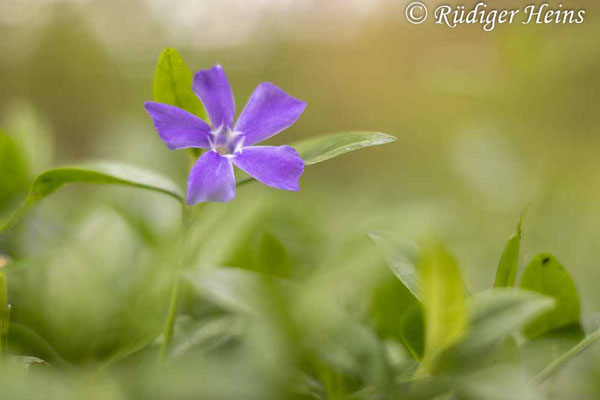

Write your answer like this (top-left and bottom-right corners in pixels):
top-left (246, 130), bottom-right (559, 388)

top-left (210, 126), bottom-right (244, 155)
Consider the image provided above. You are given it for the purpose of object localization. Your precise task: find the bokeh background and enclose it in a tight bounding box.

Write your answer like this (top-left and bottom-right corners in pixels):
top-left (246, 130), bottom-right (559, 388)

top-left (1, 0), bottom-right (600, 398)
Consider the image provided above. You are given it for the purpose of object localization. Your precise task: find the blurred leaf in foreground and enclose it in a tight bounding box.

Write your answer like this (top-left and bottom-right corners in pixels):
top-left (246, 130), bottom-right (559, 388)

top-left (434, 289), bottom-right (553, 373)
top-left (368, 231), bottom-right (424, 359)
top-left (454, 365), bottom-right (544, 400)
top-left (419, 243), bottom-right (467, 372)
top-left (253, 232), bottom-right (292, 278)
top-left (493, 216), bottom-right (523, 288)
top-left (2, 101), bottom-right (55, 174)
top-left (0, 132), bottom-right (30, 213)
top-left (534, 327), bottom-right (600, 384)
top-left (0, 162), bottom-right (184, 233)
top-left (185, 267), bottom-right (392, 396)
top-left (369, 231), bottom-right (420, 300)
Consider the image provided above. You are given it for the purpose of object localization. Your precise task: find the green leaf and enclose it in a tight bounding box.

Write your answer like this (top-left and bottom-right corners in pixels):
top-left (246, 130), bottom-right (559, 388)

top-left (486, 335), bottom-right (521, 366)
top-left (463, 290), bottom-right (552, 353)
top-left (368, 231), bottom-right (424, 360)
top-left (153, 48), bottom-right (207, 120)
top-left (454, 365), bottom-right (543, 400)
top-left (254, 232), bottom-right (291, 278)
top-left (368, 261), bottom-right (424, 359)
top-left (398, 303), bottom-right (425, 361)
top-left (0, 132), bottom-right (30, 213)
top-left (519, 253), bottom-right (583, 339)
top-left (419, 243), bottom-right (467, 372)
top-left (434, 289), bottom-right (553, 373)
top-left (400, 365), bottom-right (543, 400)
top-left (293, 131), bottom-right (396, 165)
top-left (184, 267), bottom-right (276, 316)
top-left (1, 162), bottom-right (185, 233)
top-left (7, 323), bottom-right (65, 366)
top-left (369, 231), bottom-right (420, 301)
top-left (185, 267), bottom-right (392, 386)
top-left (493, 217), bottom-right (522, 288)
top-left (236, 131), bottom-right (396, 185)
top-left (519, 254), bottom-right (585, 376)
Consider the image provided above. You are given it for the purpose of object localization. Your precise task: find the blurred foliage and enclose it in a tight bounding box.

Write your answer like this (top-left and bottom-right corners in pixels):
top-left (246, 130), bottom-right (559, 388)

top-left (0, 132), bottom-right (30, 213)
top-left (1, 0), bottom-right (600, 398)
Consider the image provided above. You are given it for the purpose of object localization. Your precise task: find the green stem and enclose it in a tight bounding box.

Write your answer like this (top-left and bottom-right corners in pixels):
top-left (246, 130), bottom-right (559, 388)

top-left (0, 269), bottom-right (9, 361)
top-left (158, 272), bottom-right (181, 363)
top-left (534, 328), bottom-right (600, 384)
top-left (158, 204), bottom-right (199, 364)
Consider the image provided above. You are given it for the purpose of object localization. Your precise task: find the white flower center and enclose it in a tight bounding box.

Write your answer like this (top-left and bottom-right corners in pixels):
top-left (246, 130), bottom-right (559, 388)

top-left (210, 126), bottom-right (244, 156)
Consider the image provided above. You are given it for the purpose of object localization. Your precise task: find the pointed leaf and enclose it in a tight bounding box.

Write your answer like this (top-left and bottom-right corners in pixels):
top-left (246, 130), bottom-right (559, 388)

top-left (293, 131), bottom-right (396, 165)
top-left (1, 162), bottom-right (184, 233)
top-left (369, 231), bottom-right (420, 301)
top-left (236, 131), bottom-right (396, 185)
top-left (153, 48), bottom-right (207, 120)
top-left (493, 217), bottom-right (522, 288)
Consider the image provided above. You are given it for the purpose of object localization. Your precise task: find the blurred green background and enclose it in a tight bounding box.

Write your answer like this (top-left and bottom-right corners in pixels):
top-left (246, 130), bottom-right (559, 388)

top-left (1, 0), bottom-right (600, 398)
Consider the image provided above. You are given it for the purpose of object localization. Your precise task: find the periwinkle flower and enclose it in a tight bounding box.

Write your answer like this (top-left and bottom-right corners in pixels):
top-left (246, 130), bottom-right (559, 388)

top-left (145, 65), bottom-right (306, 204)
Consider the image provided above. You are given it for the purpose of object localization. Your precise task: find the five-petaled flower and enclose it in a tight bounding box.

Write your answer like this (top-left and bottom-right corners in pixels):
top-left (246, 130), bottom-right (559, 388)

top-left (145, 65), bottom-right (306, 205)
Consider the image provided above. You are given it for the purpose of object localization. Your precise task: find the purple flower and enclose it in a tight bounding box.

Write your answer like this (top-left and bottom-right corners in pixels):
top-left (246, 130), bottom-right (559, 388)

top-left (145, 65), bottom-right (306, 205)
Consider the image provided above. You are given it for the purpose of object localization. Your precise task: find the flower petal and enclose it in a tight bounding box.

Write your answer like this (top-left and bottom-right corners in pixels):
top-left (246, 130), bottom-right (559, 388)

top-left (192, 65), bottom-right (235, 129)
top-left (235, 83), bottom-right (306, 146)
top-left (231, 146), bottom-right (304, 191)
top-left (187, 151), bottom-right (236, 204)
top-left (144, 102), bottom-right (212, 150)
